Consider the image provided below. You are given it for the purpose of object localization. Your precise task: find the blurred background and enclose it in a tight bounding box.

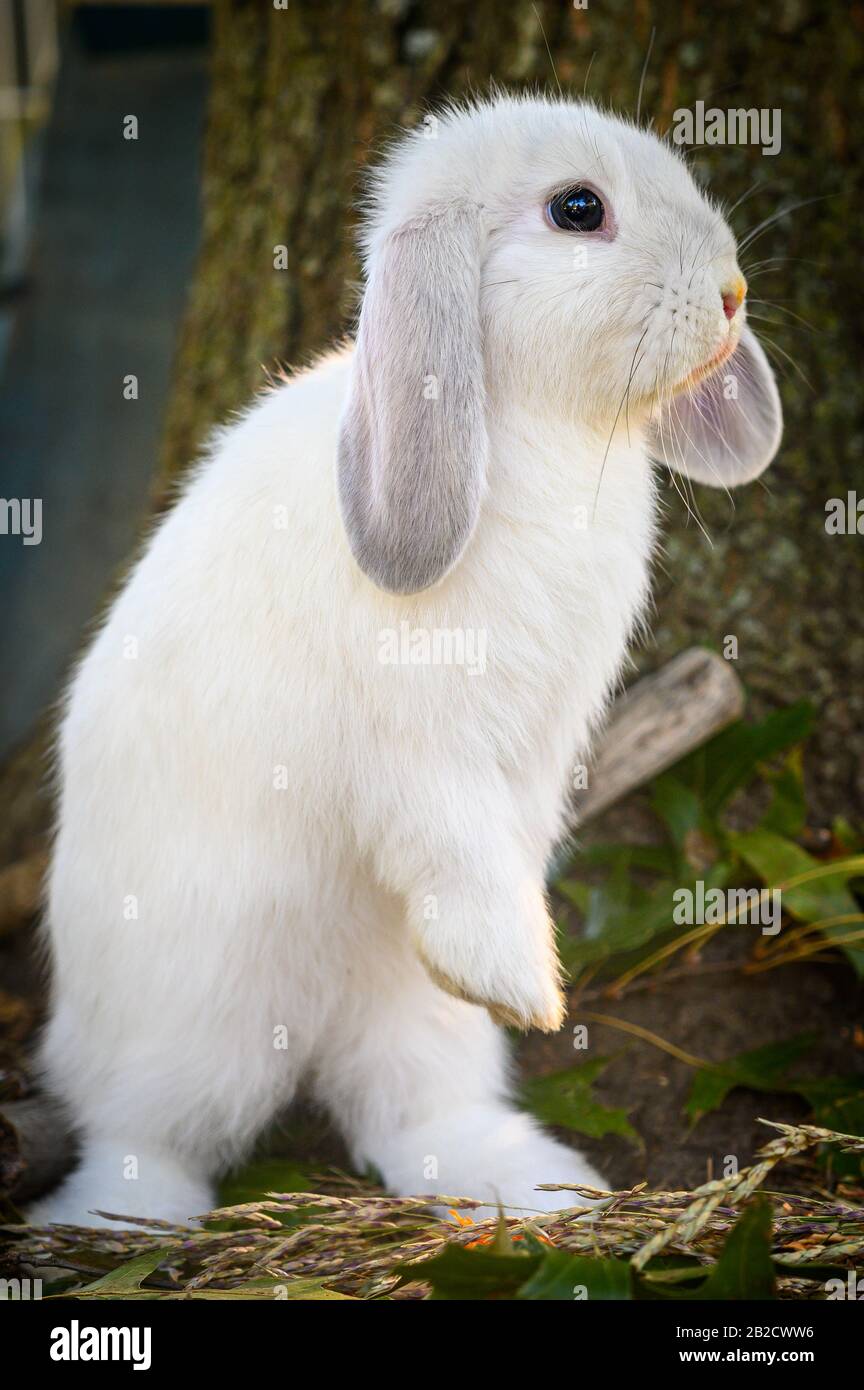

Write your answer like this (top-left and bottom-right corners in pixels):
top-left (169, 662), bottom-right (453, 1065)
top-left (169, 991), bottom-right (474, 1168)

top-left (0, 1), bottom-right (862, 1197)
top-left (0, 0), bottom-right (208, 764)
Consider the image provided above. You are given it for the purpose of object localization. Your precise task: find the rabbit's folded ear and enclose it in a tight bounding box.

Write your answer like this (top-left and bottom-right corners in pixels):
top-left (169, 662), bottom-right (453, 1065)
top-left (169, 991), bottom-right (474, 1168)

top-left (337, 205), bottom-right (488, 595)
top-left (650, 326), bottom-right (782, 487)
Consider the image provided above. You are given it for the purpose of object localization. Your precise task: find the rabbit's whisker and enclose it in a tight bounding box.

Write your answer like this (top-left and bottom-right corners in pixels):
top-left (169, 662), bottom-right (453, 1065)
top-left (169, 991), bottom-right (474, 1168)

top-left (635, 24), bottom-right (656, 127)
top-left (687, 225), bottom-right (722, 287)
top-left (593, 326), bottom-right (650, 519)
top-left (737, 196), bottom-right (833, 253)
top-left (659, 405), bottom-right (712, 542)
top-left (660, 378), bottom-right (722, 531)
top-left (747, 300), bottom-right (819, 332)
top-left (531, 4), bottom-right (563, 102)
top-left (722, 179), bottom-right (769, 223)
top-left (582, 51), bottom-right (597, 100)
top-left (756, 332), bottom-right (813, 391)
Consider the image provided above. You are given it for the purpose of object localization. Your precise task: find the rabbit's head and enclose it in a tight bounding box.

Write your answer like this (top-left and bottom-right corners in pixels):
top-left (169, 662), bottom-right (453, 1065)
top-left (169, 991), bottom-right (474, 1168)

top-left (338, 95), bottom-right (782, 594)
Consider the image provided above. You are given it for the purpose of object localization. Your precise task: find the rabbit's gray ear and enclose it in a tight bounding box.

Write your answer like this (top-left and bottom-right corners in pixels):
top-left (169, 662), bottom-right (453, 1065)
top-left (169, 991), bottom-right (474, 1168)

top-left (337, 205), bottom-right (487, 594)
top-left (650, 326), bottom-right (782, 486)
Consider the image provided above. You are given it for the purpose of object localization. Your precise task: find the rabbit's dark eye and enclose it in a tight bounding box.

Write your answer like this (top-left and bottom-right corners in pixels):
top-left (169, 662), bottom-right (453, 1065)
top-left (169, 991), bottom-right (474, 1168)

top-left (548, 187), bottom-right (605, 232)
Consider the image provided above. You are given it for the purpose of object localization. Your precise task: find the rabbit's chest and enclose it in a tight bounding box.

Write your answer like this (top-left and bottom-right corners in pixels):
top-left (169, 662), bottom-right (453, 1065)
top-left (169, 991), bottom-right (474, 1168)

top-left (469, 462), bottom-right (658, 775)
top-left (497, 529), bottom-right (652, 719)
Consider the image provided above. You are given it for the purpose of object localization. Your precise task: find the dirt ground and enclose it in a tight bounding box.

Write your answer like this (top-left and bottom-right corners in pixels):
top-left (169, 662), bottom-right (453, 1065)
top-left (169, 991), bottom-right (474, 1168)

top-left (525, 931), bottom-right (863, 1192)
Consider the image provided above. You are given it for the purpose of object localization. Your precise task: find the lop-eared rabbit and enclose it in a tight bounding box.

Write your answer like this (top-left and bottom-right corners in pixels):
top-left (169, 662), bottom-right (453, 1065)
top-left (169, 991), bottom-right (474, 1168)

top-left (33, 96), bottom-right (781, 1226)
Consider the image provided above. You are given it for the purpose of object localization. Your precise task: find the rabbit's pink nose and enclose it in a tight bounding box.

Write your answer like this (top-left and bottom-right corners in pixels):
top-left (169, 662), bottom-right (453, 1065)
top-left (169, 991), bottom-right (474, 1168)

top-left (721, 278), bottom-right (746, 321)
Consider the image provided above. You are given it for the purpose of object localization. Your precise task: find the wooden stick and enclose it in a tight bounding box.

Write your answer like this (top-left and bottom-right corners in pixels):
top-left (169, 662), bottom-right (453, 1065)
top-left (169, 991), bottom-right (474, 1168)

top-left (574, 647), bottom-right (745, 826)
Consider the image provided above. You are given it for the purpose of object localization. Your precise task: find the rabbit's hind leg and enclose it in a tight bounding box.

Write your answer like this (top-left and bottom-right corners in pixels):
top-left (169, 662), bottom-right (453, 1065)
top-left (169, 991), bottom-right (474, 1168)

top-left (311, 932), bottom-right (606, 1219)
top-left (27, 1140), bottom-right (215, 1229)
top-left (31, 893), bottom-right (318, 1229)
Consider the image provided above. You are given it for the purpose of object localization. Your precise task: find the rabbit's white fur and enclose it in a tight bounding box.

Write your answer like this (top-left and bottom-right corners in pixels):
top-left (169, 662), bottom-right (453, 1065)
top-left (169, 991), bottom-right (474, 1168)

top-left (32, 95), bottom-right (778, 1227)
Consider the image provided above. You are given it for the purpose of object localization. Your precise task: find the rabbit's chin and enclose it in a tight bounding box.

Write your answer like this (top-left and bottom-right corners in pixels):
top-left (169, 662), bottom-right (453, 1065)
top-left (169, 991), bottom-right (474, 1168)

top-left (670, 331), bottom-right (740, 397)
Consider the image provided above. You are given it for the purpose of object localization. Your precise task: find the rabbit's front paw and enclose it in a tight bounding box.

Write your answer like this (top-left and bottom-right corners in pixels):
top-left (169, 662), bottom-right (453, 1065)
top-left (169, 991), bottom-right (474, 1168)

top-left (415, 887), bottom-right (565, 1033)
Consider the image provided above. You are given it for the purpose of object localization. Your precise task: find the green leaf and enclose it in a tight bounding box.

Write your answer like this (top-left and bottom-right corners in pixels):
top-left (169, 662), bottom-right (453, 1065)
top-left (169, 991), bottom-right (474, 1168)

top-left (559, 852), bottom-right (634, 941)
top-left (559, 863), bottom-right (731, 979)
top-left (796, 1075), bottom-right (864, 1124)
top-left (832, 817), bottom-right (863, 854)
top-left (433, 1204), bottom-right (775, 1303)
top-left (651, 775), bottom-right (702, 850)
top-left (557, 881), bottom-right (679, 970)
top-left (566, 843), bottom-right (678, 875)
top-left (731, 830), bottom-right (859, 918)
top-left (730, 830), bottom-right (864, 974)
top-left (556, 878), bottom-right (591, 913)
top-left (517, 1250), bottom-right (633, 1300)
top-left (398, 1245), bottom-right (539, 1300)
top-left (522, 1057), bottom-right (641, 1147)
top-left (400, 1244), bottom-right (633, 1301)
top-left (688, 1197), bottom-right (776, 1300)
top-left (676, 702), bottom-right (814, 818)
top-left (791, 1078), bottom-right (864, 1179)
top-left (179, 1278), bottom-right (355, 1300)
top-left (70, 1273), bottom-right (355, 1301)
top-left (759, 749), bottom-right (807, 839)
top-left (638, 1256), bottom-right (712, 1288)
top-left (71, 1247), bottom-right (175, 1296)
top-left (644, 1198), bottom-right (776, 1301)
top-left (685, 1034), bottom-right (818, 1125)
top-left (218, 1159), bottom-right (317, 1208)
top-left (486, 1208), bottom-right (518, 1255)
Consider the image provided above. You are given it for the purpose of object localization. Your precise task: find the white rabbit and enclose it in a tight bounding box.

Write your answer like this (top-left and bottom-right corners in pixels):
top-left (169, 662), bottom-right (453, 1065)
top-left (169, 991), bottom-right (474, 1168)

top-left (30, 94), bottom-right (781, 1228)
